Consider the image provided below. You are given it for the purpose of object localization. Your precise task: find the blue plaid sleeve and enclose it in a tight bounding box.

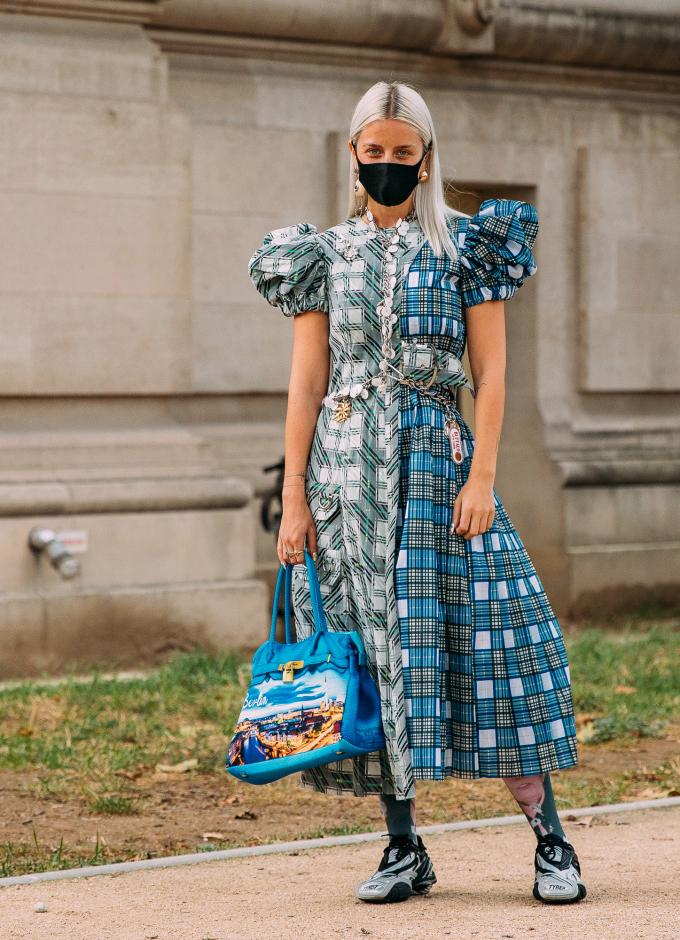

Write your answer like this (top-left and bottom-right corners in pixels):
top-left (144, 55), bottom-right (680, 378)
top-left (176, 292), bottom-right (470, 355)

top-left (247, 222), bottom-right (328, 316)
top-left (459, 198), bottom-right (539, 309)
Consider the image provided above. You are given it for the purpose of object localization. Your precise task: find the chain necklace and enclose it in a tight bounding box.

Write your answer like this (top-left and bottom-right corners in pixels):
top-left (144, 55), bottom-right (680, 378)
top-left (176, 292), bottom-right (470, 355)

top-left (324, 204), bottom-right (465, 481)
top-left (325, 206), bottom-right (414, 422)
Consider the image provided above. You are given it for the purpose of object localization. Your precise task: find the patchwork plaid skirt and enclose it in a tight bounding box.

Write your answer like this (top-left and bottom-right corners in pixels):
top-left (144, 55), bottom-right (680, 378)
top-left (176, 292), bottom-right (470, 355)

top-left (296, 383), bottom-right (579, 797)
top-left (394, 385), bottom-right (579, 780)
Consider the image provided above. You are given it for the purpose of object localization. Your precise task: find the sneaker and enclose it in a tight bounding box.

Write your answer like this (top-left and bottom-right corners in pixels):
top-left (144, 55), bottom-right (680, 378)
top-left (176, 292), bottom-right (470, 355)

top-left (533, 833), bottom-right (587, 904)
top-left (356, 834), bottom-right (437, 903)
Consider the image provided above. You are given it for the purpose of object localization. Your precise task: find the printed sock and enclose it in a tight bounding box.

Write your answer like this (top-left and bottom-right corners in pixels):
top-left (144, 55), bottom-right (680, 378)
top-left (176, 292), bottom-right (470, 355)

top-left (541, 772), bottom-right (567, 839)
top-left (502, 771), bottom-right (567, 841)
top-left (379, 793), bottom-right (418, 843)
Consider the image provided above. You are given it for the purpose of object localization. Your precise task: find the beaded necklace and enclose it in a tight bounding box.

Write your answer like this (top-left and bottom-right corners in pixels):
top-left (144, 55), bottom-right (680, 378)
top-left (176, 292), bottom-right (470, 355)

top-left (322, 205), bottom-right (465, 488)
top-left (324, 206), bottom-right (415, 422)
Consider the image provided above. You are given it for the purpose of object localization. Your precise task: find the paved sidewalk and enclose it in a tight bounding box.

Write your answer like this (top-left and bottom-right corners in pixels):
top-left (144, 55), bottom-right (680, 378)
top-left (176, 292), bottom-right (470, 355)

top-left (1, 805), bottom-right (678, 940)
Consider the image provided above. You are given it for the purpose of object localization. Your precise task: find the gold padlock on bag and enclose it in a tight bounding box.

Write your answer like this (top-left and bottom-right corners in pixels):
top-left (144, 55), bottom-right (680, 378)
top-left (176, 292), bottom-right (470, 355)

top-left (279, 659), bottom-right (304, 683)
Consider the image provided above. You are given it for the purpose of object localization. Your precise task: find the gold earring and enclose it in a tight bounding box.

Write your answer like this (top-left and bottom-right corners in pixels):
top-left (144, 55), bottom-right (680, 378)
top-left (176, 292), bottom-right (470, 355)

top-left (419, 170), bottom-right (428, 181)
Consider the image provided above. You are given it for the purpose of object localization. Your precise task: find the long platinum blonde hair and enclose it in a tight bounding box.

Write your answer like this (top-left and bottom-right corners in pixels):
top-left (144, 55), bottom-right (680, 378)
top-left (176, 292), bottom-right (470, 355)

top-left (347, 81), bottom-right (469, 263)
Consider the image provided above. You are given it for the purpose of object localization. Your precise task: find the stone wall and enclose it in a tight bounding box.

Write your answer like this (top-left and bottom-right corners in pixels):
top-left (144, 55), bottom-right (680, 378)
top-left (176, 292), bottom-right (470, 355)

top-left (0, 1), bottom-right (678, 675)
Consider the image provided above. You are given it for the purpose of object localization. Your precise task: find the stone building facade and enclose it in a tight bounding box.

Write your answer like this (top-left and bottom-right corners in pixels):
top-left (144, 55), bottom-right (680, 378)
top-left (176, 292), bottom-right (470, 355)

top-left (0, 1), bottom-right (678, 676)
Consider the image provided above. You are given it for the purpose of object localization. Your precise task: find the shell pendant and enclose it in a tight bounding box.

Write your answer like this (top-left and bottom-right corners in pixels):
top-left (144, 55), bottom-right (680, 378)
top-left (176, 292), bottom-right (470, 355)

top-left (332, 399), bottom-right (352, 423)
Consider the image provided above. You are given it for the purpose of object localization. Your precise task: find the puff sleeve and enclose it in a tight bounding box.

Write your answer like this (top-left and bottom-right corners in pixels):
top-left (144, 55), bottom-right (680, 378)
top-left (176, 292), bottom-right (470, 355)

top-left (247, 222), bottom-right (328, 316)
top-left (459, 198), bottom-right (539, 309)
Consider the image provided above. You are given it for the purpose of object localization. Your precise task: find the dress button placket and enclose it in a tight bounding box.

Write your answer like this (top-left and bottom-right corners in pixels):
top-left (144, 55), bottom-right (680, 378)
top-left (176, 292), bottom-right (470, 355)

top-left (327, 210), bottom-right (413, 423)
top-left (372, 214), bottom-right (411, 397)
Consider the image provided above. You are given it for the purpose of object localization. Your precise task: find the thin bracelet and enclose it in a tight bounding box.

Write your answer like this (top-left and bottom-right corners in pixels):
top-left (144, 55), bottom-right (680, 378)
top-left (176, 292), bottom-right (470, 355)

top-left (284, 472), bottom-right (306, 478)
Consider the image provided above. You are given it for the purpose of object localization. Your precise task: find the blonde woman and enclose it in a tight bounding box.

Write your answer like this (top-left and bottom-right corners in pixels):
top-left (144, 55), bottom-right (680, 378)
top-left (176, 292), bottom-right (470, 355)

top-left (248, 80), bottom-right (586, 906)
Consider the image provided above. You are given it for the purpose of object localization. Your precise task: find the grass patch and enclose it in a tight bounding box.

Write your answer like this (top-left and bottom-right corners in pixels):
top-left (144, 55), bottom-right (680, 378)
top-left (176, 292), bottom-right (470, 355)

top-left (568, 620), bottom-right (680, 743)
top-left (86, 794), bottom-right (143, 816)
top-left (1, 828), bottom-right (119, 878)
top-left (0, 649), bottom-right (248, 808)
top-left (580, 713), bottom-right (667, 745)
top-left (0, 617), bottom-right (678, 878)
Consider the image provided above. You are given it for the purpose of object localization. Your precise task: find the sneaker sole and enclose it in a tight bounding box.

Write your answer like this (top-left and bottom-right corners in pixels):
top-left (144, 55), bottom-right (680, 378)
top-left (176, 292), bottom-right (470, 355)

top-left (357, 880), bottom-right (415, 904)
top-left (533, 881), bottom-right (587, 904)
top-left (413, 874), bottom-right (437, 895)
top-left (413, 884), bottom-right (436, 896)
top-left (357, 870), bottom-right (437, 903)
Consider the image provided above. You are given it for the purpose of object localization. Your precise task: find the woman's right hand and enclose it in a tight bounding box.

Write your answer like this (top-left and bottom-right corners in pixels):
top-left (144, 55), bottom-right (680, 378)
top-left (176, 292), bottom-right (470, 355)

top-left (277, 487), bottom-right (318, 566)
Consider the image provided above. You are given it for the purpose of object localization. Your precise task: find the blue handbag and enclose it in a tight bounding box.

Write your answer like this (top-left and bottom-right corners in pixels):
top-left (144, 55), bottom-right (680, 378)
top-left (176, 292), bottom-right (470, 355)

top-left (225, 548), bottom-right (385, 784)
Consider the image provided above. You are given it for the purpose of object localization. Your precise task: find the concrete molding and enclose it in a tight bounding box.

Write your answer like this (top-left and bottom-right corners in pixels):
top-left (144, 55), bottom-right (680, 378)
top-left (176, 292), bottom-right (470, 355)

top-left (2, 0), bottom-right (677, 71)
top-left (152, 0), bottom-right (449, 50)
top-left (0, 476), bottom-right (253, 516)
top-left (496, 2), bottom-right (680, 72)
top-left (454, 0), bottom-right (496, 35)
top-left (557, 459), bottom-right (680, 487)
top-left (150, 0), bottom-right (680, 72)
top-left (0, 578), bottom-right (269, 678)
top-left (0, 0), bottom-right (165, 24)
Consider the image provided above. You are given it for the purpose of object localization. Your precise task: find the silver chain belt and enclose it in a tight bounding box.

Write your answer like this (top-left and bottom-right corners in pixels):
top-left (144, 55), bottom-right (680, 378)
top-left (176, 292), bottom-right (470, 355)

top-left (323, 354), bottom-right (467, 465)
top-left (395, 373), bottom-right (465, 465)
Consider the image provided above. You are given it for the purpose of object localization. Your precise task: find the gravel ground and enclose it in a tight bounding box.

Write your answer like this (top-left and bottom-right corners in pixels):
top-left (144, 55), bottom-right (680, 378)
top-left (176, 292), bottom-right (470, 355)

top-left (1, 805), bottom-right (678, 940)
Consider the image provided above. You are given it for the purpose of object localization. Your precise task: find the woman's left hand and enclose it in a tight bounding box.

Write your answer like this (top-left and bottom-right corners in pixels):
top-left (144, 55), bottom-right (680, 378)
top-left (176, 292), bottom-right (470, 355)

top-left (452, 476), bottom-right (496, 539)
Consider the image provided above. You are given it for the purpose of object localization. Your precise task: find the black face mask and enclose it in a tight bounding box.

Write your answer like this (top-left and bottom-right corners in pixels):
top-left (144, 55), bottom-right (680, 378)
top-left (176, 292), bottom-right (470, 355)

top-left (353, 144), bottom-right (429, 207)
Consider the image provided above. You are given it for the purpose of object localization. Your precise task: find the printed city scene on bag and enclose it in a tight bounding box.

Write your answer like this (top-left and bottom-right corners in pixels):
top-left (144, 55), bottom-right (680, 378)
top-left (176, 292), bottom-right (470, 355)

top-left (227, 666), bottom-right (348, 766)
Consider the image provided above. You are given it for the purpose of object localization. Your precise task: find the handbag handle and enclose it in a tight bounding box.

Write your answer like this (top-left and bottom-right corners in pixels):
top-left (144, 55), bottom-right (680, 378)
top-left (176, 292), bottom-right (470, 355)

top-left (269, 548), bottom-right (328, 643)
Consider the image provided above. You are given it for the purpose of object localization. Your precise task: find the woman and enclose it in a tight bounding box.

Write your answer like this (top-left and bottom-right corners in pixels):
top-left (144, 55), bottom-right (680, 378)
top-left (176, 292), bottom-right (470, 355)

top-left (248, 80), bottom-right (586, 906)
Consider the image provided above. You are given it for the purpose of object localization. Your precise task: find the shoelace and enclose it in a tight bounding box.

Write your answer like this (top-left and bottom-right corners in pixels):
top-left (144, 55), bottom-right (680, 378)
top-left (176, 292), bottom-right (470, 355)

top-left (539, 836), bottom-right (575, 869)
top-left (543, 844), bottom-right (562, 862)
top-left (381, 835), bottom-right (417, 868)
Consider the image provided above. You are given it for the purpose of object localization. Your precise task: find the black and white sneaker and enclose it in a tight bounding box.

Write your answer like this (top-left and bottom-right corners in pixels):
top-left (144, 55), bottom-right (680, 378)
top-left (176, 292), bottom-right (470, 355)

top-left (533, 833), bottom-right (587, 904)
top-left (356, 834), bottom-right (437, 903)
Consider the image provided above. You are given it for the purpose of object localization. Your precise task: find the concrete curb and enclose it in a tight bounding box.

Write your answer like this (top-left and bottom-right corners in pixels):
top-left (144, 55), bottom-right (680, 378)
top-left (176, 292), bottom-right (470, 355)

top-left (2, 795), bottom-right (680, 888)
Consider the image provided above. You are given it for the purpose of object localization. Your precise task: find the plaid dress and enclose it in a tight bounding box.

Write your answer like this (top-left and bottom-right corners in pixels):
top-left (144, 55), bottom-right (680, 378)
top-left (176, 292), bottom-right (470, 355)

top-left (248, 198), bottom-right (579, 800)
